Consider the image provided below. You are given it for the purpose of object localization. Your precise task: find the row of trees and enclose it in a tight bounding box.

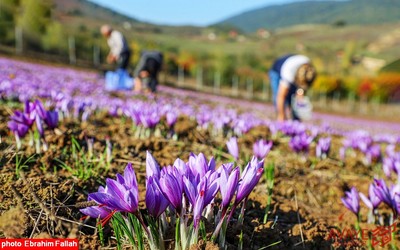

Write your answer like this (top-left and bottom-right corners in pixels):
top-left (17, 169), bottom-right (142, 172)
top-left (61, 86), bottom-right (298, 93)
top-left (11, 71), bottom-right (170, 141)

top-left (0, 0), bottom-right (104, 61)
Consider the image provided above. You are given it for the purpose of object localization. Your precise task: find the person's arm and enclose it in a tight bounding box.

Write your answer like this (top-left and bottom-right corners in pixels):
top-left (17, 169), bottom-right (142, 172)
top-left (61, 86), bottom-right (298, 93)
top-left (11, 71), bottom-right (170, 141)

top-left (276, 82), bottom-right (290, 121)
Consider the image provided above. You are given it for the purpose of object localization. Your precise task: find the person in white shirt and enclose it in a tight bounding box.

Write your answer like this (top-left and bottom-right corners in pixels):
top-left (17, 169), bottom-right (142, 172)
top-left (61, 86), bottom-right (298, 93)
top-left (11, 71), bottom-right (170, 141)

top-left (100, 25), bottom-right (131, 70)
top-left (269, 54), bottom-right (316, 121)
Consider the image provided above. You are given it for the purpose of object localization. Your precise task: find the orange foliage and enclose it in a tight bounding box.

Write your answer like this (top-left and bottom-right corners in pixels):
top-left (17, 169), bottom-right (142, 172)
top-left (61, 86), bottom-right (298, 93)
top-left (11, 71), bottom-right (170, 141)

top-left (373, 73), bottom-right (400, 99)
top-left (312, 74), bottom-right (340, 93)
top-left (177, 52), bottom-right (196, 72)
top-left (358, 77), bottom-right (374, 97)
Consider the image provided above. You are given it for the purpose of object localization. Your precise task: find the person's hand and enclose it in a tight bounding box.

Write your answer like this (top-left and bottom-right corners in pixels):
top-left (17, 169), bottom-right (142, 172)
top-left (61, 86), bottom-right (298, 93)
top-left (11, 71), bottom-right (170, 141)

top-left (134, 77), bottom-right (142, 92)
top-left (107, 54), bottom-right (116, 64)
top-left (277, 113), bottom-right (285, 122)
top-left (139, 70), bottom-right (149, 78)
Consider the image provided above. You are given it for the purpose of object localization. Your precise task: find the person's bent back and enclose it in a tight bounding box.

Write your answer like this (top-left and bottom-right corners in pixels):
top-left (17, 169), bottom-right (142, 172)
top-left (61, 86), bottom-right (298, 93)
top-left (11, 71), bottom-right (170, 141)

top-left (134, 51), bottom-right (163, 93)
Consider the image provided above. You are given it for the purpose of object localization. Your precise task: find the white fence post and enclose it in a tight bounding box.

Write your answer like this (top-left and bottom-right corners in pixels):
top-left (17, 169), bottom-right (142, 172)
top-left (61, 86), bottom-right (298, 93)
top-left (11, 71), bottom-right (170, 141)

top-left (15, 26), bottom-right (23, 54)
top-left (213, 71), bottom-right (220, 94)
top-left (347, 92), bottom-right (356, 113)
top-left (232, 75), bottom-right (239, 97)
top-left (178, 65), bottom-right (184, 86)
top-left (246, 77), bottom-right (253, 99)
top-left (68, 36), bottom-right (76, 65)
top-left (262, 78), bottom-right (269, 101)
top-left (196, 66), bottom-right (203, 90)
top-left (93, 45), bottom-right (100, 66)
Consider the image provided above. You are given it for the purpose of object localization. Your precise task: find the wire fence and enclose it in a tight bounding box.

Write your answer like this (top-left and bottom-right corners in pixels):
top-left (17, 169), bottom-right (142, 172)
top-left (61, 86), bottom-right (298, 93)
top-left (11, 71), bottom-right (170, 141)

top-left (1, 26), bottom-right (400, 120)
top-left (163, 66), bottom-right (400, 120)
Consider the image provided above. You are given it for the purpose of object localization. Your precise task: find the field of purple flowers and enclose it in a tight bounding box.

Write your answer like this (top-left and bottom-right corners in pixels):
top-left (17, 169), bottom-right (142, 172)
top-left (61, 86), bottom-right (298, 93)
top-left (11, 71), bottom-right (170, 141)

top-left (1, 57), bottom-right (400, 249)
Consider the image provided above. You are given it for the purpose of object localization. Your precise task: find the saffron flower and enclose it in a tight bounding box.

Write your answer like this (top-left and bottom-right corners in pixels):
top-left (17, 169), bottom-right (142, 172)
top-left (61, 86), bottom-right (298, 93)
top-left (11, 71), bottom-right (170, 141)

top-left (159, 168), bottom-right (183, 214)
top-left (289, 132), bottom-right (313, 154)
top-left (187, 152), bottom-right (216, 179)
top-left (226, 137), bottom-right (239, 160)
top-left (235, 157), bottom-right (264, 205)
top-left (359, 184), bottom-right (381, 210)
top-left (192, 179), bottom-right (206, 229)
top-left (44, 110), bottom-right (59, 129)
top-left (146, 150), bottom-right (160, 179)
top-left (7, 111), bottom-right (31, 138)
top-left (316, 137), bottom-right (331, 159)
top-left (373, 179), bottom-right (393, 208)
top-left (253, 139), bottom-right (273, 159)
top-left (146, 176), bottom-right (169, 218)
top-left (80, 187), bottom-right (112, 219)
top-left (219, 166), bottom-right (239, 210)
top-left (341, 187), bottom-right (360, 215)
top-left (89, 163), bottom-right (139, 213)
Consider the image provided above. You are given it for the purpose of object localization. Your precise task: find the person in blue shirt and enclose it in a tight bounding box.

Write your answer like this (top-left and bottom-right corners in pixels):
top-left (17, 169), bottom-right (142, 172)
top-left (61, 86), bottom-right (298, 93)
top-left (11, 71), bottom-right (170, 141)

top-left (269, 54), bottom-right (316, 121)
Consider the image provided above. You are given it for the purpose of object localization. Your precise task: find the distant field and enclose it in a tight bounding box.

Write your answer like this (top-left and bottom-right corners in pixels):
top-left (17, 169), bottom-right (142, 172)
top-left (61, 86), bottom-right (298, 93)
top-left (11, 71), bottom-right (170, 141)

top-left (137, 22), bottom-right (400, 76)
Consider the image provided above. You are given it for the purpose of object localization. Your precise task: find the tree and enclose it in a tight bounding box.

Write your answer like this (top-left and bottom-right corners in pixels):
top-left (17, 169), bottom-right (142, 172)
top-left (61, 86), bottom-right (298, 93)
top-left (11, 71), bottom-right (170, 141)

top-left (17, 0), bottom-right (52, 37)
top-left (0, 0), bottom-right (19, 43)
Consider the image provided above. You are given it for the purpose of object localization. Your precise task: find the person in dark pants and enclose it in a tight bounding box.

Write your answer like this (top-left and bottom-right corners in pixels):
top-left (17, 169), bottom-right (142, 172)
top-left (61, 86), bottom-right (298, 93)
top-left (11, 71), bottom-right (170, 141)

top-left (133, 51), bottom-right (163, 93)
top-left (100, 24), bottom-right (131, 70)
top-left (269, 54), bottom-right (316, 121)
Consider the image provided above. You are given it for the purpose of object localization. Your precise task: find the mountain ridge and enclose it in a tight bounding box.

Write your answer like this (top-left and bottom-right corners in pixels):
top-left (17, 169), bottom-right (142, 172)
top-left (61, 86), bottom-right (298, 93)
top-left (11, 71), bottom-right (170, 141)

top-left (215, 0), bottom-right (400, 33)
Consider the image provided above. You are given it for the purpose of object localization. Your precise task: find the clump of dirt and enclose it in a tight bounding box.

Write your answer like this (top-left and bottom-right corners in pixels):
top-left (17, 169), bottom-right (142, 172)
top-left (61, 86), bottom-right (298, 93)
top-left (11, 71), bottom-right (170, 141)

top-left (0, 206), bottom-right (28, 237)
top-left (174, 116), bottom-right (197, 138)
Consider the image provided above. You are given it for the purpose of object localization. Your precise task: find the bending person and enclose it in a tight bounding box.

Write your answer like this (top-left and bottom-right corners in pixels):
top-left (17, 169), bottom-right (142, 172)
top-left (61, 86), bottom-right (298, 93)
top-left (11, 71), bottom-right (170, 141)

top-left (100, 24), bottom-right (131, 71)
top-left (134, 51), bottom-right (163, 93)
top-left (268, 54), bottom-right (316, 121)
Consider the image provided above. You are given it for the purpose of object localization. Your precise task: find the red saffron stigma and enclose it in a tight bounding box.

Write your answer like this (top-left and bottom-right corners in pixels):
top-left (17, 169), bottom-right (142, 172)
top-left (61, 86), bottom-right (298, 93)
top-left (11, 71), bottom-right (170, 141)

top-left (98, 209), bottom-right (116, 227)
top-left (80, 215), bottom-right (89, 221)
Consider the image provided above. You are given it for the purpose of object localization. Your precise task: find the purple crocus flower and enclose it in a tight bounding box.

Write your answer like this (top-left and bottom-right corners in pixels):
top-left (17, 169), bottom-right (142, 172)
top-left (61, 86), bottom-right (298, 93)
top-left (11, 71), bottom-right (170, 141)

top-left (44, 110), bottom-right (58, 129)
top-left (23, 101), bottom-right (36, 126)
top-left (146, 176), bottom-right (169, 218)
top-left (373, 179), bottom-right (392, 205)
top-left (8, 118), bottom-right (30, 138)
top-left (382, 151), bottom-right (400, 179)
top-left (341, 187), bottom-right (360, 215)
top-left (289, 132), bottom-right (313, 154)
top-left (203, 171), bottom-right (220, 206)
top-left (193, 180), bottom-right (206, 229)
top-left (80, 187), bottom-right (111, 219)
top-left (183, 170), bottom-right (219, 208)
top-left (188, 152), bottom-right (215, 179)
top-left (316, 137), bottom-right (331, 159)
top-left (253, 139), bottom-right (273, 159)
top-left (80, 205), bottom-right (111, 219)
top-left (364, 144), bottom-right (381, 166)
top-left (8, 110), bottom-right (33, 136)
top-left (166, 111), bottom-right (178, 128)
top-left (219, 166), bottom-right (239, 210)
top-left (89, 163), bottom-right (139, 213)
top-left (159, 168), bottom-right (183, 214)
top-left (235, 157), bottom-right (264, 205)
top-left (146, 151), bottom-right (160, 179)
top-left (226, 137), bottom-right (239, 160)
top-left (33, 100), bottom-right (47, 119)
top-left (373, 179), bottom-right (397, 215)
top-left (359, 184), bottom-right (381, 210)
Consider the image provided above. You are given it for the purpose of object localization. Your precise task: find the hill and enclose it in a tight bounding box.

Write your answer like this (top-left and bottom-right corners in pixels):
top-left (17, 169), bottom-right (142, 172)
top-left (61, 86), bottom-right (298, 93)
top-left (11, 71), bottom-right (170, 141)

top-left (53, 0), bottom-right (203, 36)
top-left (215, 0), bottom-right (400, 33)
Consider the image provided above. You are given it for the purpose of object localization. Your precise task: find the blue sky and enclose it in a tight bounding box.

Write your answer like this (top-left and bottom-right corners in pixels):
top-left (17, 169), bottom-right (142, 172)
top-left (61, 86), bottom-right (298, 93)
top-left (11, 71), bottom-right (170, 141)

top-left (89, 0), bottom-right (302, 26)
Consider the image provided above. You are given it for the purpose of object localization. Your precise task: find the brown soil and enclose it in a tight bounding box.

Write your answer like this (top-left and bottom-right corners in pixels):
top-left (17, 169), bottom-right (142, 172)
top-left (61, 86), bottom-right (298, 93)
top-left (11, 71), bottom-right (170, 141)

top-left (0, 104), bottom-right (398, 250)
